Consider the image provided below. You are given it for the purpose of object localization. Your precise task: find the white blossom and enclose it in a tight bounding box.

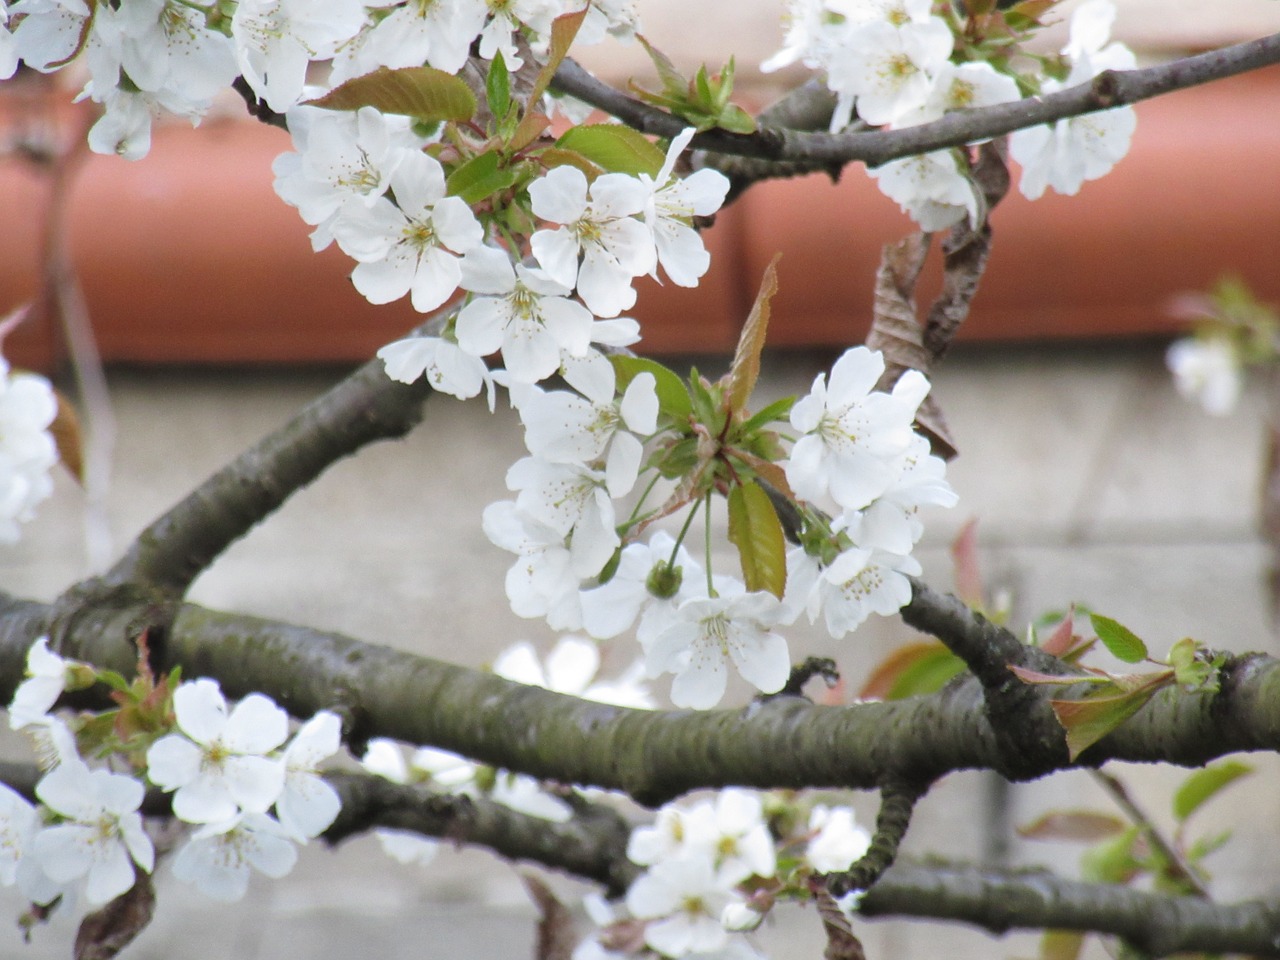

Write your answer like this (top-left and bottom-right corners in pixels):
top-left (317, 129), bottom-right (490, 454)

top-left (868, 148), bottom-right (979, 231)
top-left (788, 543), bottom-right (920, 639)
top-left (9, 637), bottom-right (70, 730)
top-left (506, 456), bottom-right (620, 579)
top-left (639, 129), bottom-right (730, 287)
top-left (377, 335), bottom-right (497, 409)
top-left (786, 347), bottom-right (929, 511)
top-left (275, 711), bottom-right (343, 841)
top-left (455, 245), bottom-right (595, 384)
top-left (483, 499), bottom-right (584, 630)
top-left (146, 679), bottom-right (288, 823)
top-left (827, 17), bottom-right (953, 127)
top-left (494, 635), bottom-right (653, 709)
top-left (643, 588), bottom-right (790, 709)
top-left (626, 854), bottom-right (744, 957)
top-left (171, 812), bottom-right (298, 901)
top-left (33, 761), bottom-right (154, 904)
top-left (1167, 337), bottom-right (1243, 416)
top-left (805, 804), bottom-right (871, 873)
top-left (529, 166), bottom-right (655, 318)
top-left (0, 357), bottom-right (58, 543)
top-left (332, 151), bottom-right (484, 313)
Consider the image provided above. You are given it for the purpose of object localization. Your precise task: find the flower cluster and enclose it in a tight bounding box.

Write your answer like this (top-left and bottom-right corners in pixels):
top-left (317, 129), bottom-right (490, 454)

top-left (0, 354), bottom-right (57, 544)
top-left (765, 0), bottom-right (1137, 223)
top-left (576, 790), bottom-right (871, 960)
top-left (486, 343), bottom-right (954, 710)
top-left (2, 638), bottom-right (343, 909)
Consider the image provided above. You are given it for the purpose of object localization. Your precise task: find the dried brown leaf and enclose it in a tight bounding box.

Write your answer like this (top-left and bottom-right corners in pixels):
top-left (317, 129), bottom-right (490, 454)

top-left (814, 887), bottom-right (866, 960)
top-left (74, 874), bottom-right (156, 960)
top-left (521, 872), bottom-right (577, 960)
top-left (50, 387), bottom-right (84, 483)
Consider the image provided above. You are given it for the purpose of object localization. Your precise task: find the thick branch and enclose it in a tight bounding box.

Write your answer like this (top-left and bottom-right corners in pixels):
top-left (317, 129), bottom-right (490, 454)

top-left (860, 862), bottom-right (1280, 957)
top-left (552, 35), bottom-right (1280, 168)
top-left (6, 589), bottom-right (1280, 806)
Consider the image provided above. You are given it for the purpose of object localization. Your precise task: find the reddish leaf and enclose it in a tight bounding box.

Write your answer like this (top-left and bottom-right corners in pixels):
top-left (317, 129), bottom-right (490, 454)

top-left (1051, 679), bottom-right (1168, 760)
top-left (520, 873), bottom-right (577, 960)
top-left (1018, 810), bottom-right (1128, 843)
top-left (726, 255), bottom-right (780, 414)
top-left (861, 641), bottom-right (966, 701)
top-left (1041, 609), bottom-right (1077, 657)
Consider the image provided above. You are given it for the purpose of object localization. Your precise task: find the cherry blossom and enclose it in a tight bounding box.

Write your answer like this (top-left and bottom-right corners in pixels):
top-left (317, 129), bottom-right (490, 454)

top-left (482, 499), bottom-right (584, 630)
top-left (275, 712), bottom-right (343, 841)
top-left (787, 541), bottom-right (921, 639)
top-left (377, 334), bottom-right (498, 409)
top-left (171, 812), bottom-right (299, 902)
top-left (455, 245), bottom-right (596, 384)
top-left (867, 148), bottom-right (979, 231)
top-left (1167, 337), bottom-right (1243, 416)
top-left (639, 129), bottom-right (731, 287)
top-left (805, 804), bottom-right (872, 873)
top-left (851, 434), bottom-right (957, 555)
top-left (9, 637), bottom-right (70, 730)
top-left (826, 16), bottom-right (953, 127)
top-left (506, 456), bottom-right (620, 579)
top-left (786, 347), bottom-right (930, 511)
top-left (330, 0), bottom-right (485, 81)
top-left (146, 679), bottom-right (288, 823)
top-left (529, 165), bottom-right (655, 318)
top-left (643, 588), bottom-right (790, 709)
top-left (0, 356), bottom-right (58, 543)
top-left (33, 761), bottom-right (154, 904)
top-left (494, 635), bottom-right (654, 709)
top-left (626, 854), bottom-right (745, 957)
top-left (332, 151), bottom-right (484, 313)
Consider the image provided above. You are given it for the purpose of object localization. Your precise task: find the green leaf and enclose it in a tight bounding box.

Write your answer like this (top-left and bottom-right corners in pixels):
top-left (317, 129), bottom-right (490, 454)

top-left (611, 355), bottom-right (692, 420)
top-left (486, 54), bottom-right (511, 121)
top-left (1038, 930), bottom-right (1086, 960)
top-left (555, 124), bottom-right (665, 176)
top-left (305, 66), bottom-right (476, 123)
top-left (859, 641), bottom-right (965, 701)
top-left (727, 480), bottom-right (787, 598)
top-left (1172, 760), bottom-right (1253, 822)
top-left (445, 150), bottom-right (518, 205)
top-left (725, 255), bottom-right (780, 414)
top-left (716, 102), bottom-right (757, 134)
top-left (636, 35), bottom-right (687, 98)
top-left (1051, 682), bottom-right (1164, 760)
top-left (535, 147), bottom-right (603, 179)
top-left (688, 369), bottom-right (725, 435)
top-left (1080, 826), bottom-right (1142, 884)
top-left (1089, 613), bottom-right (1148, 663)
top-left (735, 396), bottom-right (795, 437)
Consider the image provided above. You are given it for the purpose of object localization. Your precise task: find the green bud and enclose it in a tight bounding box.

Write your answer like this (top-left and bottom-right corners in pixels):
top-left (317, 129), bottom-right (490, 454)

top-left (646, 561), bottom-right (683, 599)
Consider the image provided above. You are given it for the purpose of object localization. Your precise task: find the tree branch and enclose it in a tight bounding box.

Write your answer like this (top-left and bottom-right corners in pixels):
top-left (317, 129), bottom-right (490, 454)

top-left (552, 34), bottom-right (1280, 168)
top-left (5, 588), bottom-right (1279, 806)
top-left (826, 779), bottom-right (924, 898)
top-left (860, 862), bottom-right (1280, 957)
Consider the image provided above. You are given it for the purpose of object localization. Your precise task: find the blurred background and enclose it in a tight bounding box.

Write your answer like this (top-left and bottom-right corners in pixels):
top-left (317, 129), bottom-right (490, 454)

top-left (2, 0), bottom-right (1280, 957)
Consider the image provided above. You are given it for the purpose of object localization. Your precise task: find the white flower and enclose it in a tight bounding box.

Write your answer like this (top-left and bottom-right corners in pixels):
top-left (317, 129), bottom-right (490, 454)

top-left (507, 456), bottom-right (620, 579)
top-left (377, 335), bottom-right (497, 409)
top-left (805, 804), bottom-right (872, 873)
top-left (273, 105), bottom-right (426, 251)
top-left (514, 364), bottom-right (657, 495)
top-left (483, 499), bottom-right (584, 630)
top-left (231, 0), bottom-right (365, 112)
top-left (644, 589), bottom-right (791, 709)
top-left (455, 246), bottom-right (595, 384)
top-left (9, 637), bottom-right (70, 730)
top-left (33, 761), bottom-right (154, 904)
top-left (0, 357), bottom-right (58, 543)
top-left (494, 636), bottom-right (654, 709)
top-left (332, 150), bottom-right (484, 313)
top-left (896, 60), bottom-right (1021, 128)
top-left (275, 711), bottom-right (342, 841)
top-left (0, 781), bottom-right (61, 905)
top-left (9, 0), bottom-right (94, 73)
top-left (146, 679), bottom-right (288, 823)
top-left (625, 854), bottom-right (743, 957)
top-left (529, 165), bottom-right (655, 318)
top-left (789, 543), bottom-right (920, 639)
top-left (828, 17), bottom-right (953, 127)
top-left (331, 0), bottom-right (485, 80)
top-left (680, 790), bottom-right (776, 882)
top-left (851, 434), bottom-right (957, 555)
top-left (1167, 337), bottom-right (1243, 416)
top-left (110, 0), bottom-right (237, 104)
top-left (786, 347), bottom-right (929, 511)
top-left (171, 812), bottom-right (298, 902)
top-left (639, 129), bottom-right (730, 287)
top-left (489, 771), bottom-right (573, 822)
top-left (868, 149), bottom-right (979, 231)
top-left (579, 531), bottom-right (701, 640)
top-left (1009, 0), bottom-right (1136, 200)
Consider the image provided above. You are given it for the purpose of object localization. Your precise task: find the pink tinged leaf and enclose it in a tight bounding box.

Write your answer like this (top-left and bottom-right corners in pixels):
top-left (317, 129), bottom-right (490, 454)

top-left (1041, 608), bottom-right (1078, 657)
top-left (949, 517), bottom-right (983, 607)
top-left (726, 255), bottom-right (779, 414)
top-left (1051, 678), bottom-right (1170, 761)
top-left (1017, 810), bottom-right (1128, 843)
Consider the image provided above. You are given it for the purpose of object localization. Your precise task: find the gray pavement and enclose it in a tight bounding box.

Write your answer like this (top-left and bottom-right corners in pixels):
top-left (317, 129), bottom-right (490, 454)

top-left (2, 339), bottom-right (1278, 959)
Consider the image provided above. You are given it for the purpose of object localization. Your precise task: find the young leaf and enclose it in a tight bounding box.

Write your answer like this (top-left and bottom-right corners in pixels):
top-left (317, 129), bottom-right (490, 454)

top-left (305, 66), bottom-right (476, 123)
top-left (611, 355), bottom-right (692, 420)
top-left (1089, 613), bottom-right (1148, 663)
top-left (949, 517), bottom-right (983, 608)
top-left (1172, 760), bottom-right (1253, 823)
top-left (725, 255), bottom-right (780, 415)
top-left (1080, 826), bottom-right (1142, 884)
top-left (486, 54), bottom-right (511, 121)
top-left (526, 8), bottom-right (587, 107)
top-left (555, 125), bottom-right (664, 176)
top-left (1051, 681), bottom-right (1164, 760)
top-left (859, 641), bottom-right (965, 701)
top-left (727, 480), bottom-right (787, 598)
top-left (735, 395), bottom-right (795, 437)
top-left (445, 151), bottom-right (518, 206)
top-left (1038, 930), bottom-right (1086, 960)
